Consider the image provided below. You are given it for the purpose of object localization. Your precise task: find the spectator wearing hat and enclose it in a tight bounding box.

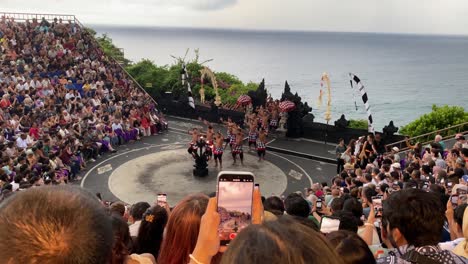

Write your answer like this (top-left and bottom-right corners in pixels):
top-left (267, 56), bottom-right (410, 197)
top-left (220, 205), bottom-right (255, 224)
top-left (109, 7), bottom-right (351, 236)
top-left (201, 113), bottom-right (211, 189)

top-left (391, 147), bottom-right (401, 163)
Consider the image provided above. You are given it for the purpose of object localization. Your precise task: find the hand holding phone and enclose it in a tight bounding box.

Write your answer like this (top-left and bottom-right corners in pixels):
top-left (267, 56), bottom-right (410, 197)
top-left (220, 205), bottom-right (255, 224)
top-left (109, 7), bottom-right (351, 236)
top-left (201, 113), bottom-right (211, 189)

top-left (193, 197), bottom-right (221, 262)
top-left (217, 171), bottom-right (254, 246)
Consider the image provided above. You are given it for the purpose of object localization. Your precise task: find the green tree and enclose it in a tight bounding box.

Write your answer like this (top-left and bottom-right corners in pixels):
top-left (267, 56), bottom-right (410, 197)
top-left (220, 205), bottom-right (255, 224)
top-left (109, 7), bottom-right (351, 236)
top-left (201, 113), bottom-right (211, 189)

top-left (216, 72), bottom-right (243, 87)
top-left (348, 119), bottom-right (368, 130)
top-left (87, 28), bottom-right (259, 103)
top-left (400, 105), bottom-right (468, 137)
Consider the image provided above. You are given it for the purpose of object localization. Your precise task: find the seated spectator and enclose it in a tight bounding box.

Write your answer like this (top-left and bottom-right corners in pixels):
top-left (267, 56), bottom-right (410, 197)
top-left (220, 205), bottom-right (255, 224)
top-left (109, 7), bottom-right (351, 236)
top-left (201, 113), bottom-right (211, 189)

top-left (284, 193), bottom-right (310, 218)
top-left (133, 205), bottom-right (168, 259)
top-left (110, 201), bottom-right (126, 217)
top-left (128, 202), bottom-right (151, 238)
top-left (377, 189), bottom-right (466, 263)
top-left (335, 211), bottom-right (359, 233)
top-left (192, 200), bottom-right (342, 264)
top-left (222, 216), bottom-right (341, 263)
top-left (110, 214), bottom-right (156, 264)
top-left (158, 194), bottom-right (209, 264)
top-left (0, 186), bottom-right (113, 263)
top-left (343, 196), bottom-right (380, 246)
top-left (441, 203), bottom-right (467, 252)
top-left (264, 195), bottom-right (285, 216)
top-left (327, 230), bottom-right (376, 264)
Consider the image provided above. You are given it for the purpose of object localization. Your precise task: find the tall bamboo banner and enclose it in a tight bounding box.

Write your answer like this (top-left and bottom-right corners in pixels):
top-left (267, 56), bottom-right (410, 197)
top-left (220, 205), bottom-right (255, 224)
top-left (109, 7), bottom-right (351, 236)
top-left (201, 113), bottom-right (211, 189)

top-left (321, 73), bottom-right (332, 123)
top-left (200, 67), bottom-right (222, 106)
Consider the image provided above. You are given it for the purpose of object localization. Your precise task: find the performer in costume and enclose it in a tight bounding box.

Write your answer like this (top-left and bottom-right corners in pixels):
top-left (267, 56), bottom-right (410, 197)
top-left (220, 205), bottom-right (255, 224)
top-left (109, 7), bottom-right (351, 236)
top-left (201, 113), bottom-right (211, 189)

top-left (204, 121), bottom-right (214, 159)
top-left (257, 128), bottom-right (267, 161)
top-left (248, 121), bottom-right (258, 151)
top-left (232, 128), bottom-right (244, 166)
top-left (269, 106), bottom-right (279, 132)
top-left (228, 126), bottom-right (237, 151)
top-left (187, 128), bottom-right (204, 158)
top-left (213, 131), bottom-right (224, 169)
top-left (222, 117), bottom-right (236, 150)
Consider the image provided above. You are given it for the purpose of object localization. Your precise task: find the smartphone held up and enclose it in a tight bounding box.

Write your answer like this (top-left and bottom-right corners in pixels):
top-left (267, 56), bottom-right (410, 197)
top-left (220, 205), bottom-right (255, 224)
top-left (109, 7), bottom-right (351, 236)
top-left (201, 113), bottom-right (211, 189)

top-left (372, 196), bottom-right (383, 218)
top-left (217, 171), bottom-right (255, 246)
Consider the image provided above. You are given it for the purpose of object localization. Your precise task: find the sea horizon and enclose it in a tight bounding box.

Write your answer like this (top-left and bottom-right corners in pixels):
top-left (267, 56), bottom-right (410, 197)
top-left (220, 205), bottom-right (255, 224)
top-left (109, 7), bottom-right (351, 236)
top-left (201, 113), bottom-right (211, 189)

top-left (92, 24), bottom-right (468, 130)
top-left (88, 23), bottom-right (468, 38)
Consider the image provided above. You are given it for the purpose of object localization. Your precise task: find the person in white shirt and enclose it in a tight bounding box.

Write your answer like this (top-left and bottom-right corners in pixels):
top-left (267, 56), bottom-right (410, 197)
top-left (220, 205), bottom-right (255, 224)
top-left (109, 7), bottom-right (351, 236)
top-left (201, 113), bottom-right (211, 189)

top-left (41, 78), bottom-right (50, 89)
top-left (112, 120), bottom-right (123, 132)
top-left (15, 80), bottom-right (29, 92)
top-left (440, 203), bottom-right (466, 251)
top-left (11, 178), bottom-right (20, 191)
top-left (16, 133), bottom-right (30, 149)
top-left (65, 91), bottom-right (75, 100)
top-left (128, 202), bottom-right (151, 238)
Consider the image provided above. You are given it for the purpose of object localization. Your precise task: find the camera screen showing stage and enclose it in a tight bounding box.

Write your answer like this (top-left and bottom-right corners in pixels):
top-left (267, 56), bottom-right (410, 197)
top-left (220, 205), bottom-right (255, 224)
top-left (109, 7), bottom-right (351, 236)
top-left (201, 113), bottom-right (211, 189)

top-left (217, 179), bottom-right (253, 242)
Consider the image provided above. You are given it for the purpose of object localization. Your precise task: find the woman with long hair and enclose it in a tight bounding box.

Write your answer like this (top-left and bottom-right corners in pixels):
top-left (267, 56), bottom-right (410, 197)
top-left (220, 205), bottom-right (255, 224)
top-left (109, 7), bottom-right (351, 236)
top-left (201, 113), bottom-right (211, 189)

top-left (327, 230), bottom-right (376, 264)
top-left (133, 205), bottom-right (168, 259)
top-left (110, 214), bottom-right (156, 264)
top-left (158, 194), bottom-right (209, 264)
top-left (221, 216), bottom-right (343, 264)
top-left (110, 214), bottom-right (133, 264)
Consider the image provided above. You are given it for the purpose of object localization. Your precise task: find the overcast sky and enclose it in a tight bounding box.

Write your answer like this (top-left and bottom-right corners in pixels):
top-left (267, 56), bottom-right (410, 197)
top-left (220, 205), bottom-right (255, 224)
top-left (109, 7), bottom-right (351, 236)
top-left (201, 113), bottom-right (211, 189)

top-left (2, 0), bottom-right (468, 35)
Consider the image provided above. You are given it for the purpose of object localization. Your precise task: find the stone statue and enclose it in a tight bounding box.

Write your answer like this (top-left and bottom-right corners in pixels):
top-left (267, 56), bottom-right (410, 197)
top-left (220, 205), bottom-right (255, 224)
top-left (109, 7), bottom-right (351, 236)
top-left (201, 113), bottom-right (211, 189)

top-left (188, 138), bottom-right (210, 177)
top-left (280, 81), bottom-right (312, 138)
top-left (278, 112), bottom-right (288, 131)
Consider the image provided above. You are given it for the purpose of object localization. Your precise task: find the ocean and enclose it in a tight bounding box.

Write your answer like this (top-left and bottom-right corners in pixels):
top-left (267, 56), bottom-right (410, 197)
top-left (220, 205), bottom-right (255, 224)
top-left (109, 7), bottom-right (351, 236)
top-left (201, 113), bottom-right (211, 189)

top-left (92, 25), bottom-right (468, 130)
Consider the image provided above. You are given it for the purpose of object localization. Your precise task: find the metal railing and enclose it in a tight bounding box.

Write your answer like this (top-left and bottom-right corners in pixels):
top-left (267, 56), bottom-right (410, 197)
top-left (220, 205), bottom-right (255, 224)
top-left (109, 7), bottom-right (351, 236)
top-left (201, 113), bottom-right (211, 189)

top-left (0, 12), bottom-right (76, 23)
top-left (0, 12), bottom-right (157, 106)
top-left (385, 121), bottom-right (468, 152)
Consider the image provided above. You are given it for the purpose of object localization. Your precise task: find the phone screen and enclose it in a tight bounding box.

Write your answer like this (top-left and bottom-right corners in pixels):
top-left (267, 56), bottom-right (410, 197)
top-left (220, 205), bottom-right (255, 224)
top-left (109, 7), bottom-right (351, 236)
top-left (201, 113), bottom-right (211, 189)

top-left (217, 172), bottom-right (254, 246)
top-left (157, 194), bottom-right (167, 206)
top-left (372, 196), bottom-right (383, 217)
top-left (320, 216), bottom-right (340, 233)
top-left (316, 198), bottom-right (322, 210)
top-left (451, 195), bottom-right (459, 207)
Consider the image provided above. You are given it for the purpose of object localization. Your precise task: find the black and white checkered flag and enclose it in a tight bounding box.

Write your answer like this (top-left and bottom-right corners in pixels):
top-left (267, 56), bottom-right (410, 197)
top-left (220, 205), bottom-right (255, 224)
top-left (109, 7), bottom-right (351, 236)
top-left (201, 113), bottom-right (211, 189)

top-left (182, 64), bottom-right (195, 109)
top-left (349, 73), bottom-right (374, 133)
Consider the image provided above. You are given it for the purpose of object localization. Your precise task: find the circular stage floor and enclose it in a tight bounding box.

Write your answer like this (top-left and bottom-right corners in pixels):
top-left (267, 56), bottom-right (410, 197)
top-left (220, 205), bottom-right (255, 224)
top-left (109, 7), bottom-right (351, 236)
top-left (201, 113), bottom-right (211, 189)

top-left (109, 147), bottom-right (288, 205)
top-left (80, 130), bottom-right (333, 205)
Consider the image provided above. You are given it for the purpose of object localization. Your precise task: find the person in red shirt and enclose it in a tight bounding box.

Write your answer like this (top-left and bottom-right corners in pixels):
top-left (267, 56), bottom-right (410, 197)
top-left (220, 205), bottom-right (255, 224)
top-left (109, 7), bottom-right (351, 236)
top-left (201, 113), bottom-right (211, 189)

top-left (0, 94), bottom-right (11, 109)
top-left (29, 122), bottom-right (40, 140)
top-left (141, 113), bottom-right (150, 136)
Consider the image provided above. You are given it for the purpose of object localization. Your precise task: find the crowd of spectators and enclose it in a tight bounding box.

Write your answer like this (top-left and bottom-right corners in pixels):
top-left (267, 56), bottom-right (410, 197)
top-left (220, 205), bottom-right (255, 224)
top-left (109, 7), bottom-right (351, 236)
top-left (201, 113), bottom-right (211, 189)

top-left (0, 133), bottom-right (467, 263)
top-left (0, 16), bottom-right (167, 196)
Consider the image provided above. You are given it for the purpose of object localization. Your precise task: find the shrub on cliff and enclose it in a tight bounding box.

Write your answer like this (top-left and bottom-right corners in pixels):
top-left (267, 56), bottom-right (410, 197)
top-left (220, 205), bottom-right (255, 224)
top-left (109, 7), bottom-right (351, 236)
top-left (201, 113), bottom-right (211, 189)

top-left (400, 105), bottom-right (468, 137)
top-left (348, 119), bottom-right (368, 130)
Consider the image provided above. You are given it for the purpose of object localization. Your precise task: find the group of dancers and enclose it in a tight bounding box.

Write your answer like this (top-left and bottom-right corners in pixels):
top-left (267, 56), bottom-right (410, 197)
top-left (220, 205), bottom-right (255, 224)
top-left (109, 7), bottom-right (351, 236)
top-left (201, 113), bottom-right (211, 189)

top-left (188, 116), bottom-right (269, 169)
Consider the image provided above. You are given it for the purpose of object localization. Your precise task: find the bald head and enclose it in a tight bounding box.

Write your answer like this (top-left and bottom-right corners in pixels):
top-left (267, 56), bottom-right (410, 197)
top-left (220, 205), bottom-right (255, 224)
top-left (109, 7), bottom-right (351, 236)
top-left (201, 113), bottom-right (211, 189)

top-left (0, 186), bottom-right (113, 264)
